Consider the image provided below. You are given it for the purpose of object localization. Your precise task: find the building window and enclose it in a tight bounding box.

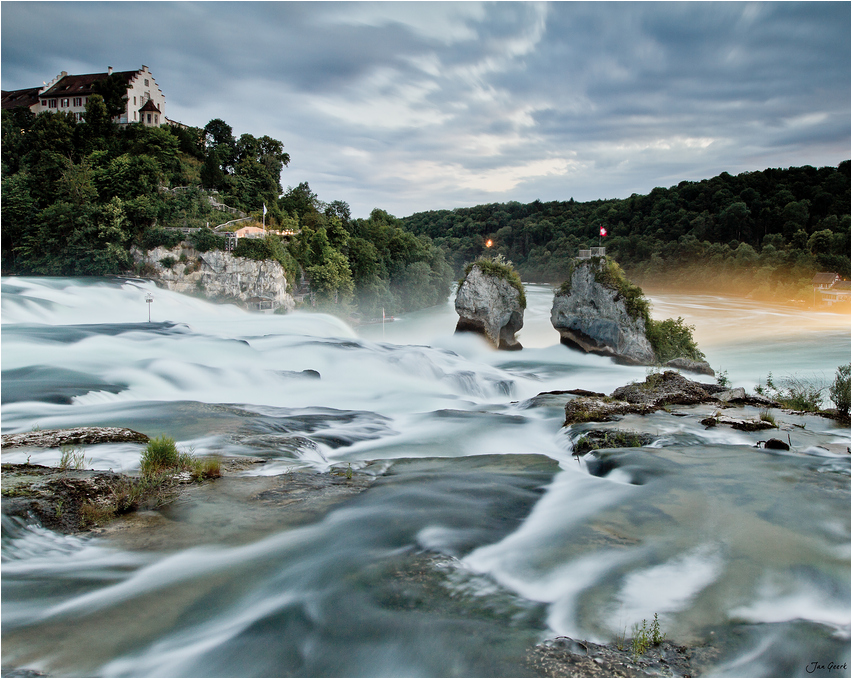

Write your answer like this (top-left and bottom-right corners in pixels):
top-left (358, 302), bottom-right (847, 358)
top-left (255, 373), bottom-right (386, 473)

top-left (134, 111), bottom-right (137, 121)
top-left (154, 114), bottom-right (159, 124)
top-left (48, 99), bottom-right (57, 108)
top-left (144, 79), bottom-right (149, 86)
top-left (73, 97), bottom-right (82, 107)
top-left (147, 113), bottom-right (152, 124)
top-left (61, 98), bottom-right (69, 107)
top-left (133, 96), bottom-right (136, 105)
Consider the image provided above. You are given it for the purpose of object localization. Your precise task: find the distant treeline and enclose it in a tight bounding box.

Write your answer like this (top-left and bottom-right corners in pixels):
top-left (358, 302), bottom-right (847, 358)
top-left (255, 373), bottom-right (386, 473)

top-left (1, 100), bottom-right (452, 316)
top-left (402, 162), bottom-right (850, 300)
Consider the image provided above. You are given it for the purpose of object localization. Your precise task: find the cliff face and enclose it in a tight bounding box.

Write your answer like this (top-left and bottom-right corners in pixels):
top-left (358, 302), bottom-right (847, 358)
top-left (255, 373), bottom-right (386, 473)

top-left (551, 259), bottom-right (655, 365)
top-left (455, 263), bottom-right (524, 350)
top-left (132, 245), bottom-right (295, 312)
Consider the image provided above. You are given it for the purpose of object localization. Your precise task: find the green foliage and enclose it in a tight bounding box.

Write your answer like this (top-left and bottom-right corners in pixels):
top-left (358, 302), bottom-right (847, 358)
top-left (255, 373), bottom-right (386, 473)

top-left (140, 435), bottom-right (181, 476)
top-left (592, 257), bottom-right (650, 321)
top-left (829, 364), bottom-right (851, 417)
top-left (756, 371), bottom-right (826, 411)
top-left (400, 162), bottom-right (851, 297)
top-left (0, 106), bottom-right (287, 277)
top-left (159, 255), bottom-right (177, 269)
top-left (646, 316), bottom-right (705, 363)
top-left (464, 256), bottom-right (527, 309)
top-left (629, 614), bottom-right (666, 661)
top-left (139, 434), bottom-right (220, 482)
top-left (142, 227), bottom-right (184, 250)
top-left (189, 227), bottom-right (226, 252)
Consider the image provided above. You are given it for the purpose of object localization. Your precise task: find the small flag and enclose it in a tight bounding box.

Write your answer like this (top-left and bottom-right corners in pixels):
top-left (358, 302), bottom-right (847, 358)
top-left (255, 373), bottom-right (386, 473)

top-left (599, 226), bottom-right (607, 237)
top-left (263, 203), bottom-right (268, 216)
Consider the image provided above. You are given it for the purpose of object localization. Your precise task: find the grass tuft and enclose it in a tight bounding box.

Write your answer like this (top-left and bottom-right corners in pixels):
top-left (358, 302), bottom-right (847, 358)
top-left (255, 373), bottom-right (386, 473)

top-left (58, 446), bottom-right (89, 471)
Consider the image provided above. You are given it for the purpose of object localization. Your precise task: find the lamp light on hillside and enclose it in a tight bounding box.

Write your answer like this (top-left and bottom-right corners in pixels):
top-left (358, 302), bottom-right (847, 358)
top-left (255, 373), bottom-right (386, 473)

top-left (145, 293), bottom-right (154, 322)
top-left (485, 239), bottom-right (493, 248)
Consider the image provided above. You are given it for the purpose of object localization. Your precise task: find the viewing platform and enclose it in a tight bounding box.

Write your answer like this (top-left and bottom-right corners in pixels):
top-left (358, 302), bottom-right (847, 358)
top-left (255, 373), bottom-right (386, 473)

top-left (577, 247), bottom-right (606, 259)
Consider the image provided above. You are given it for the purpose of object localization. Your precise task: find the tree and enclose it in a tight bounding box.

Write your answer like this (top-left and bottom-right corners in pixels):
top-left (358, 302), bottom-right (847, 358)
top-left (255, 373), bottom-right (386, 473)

top-left (829, 364), bottom-right (851, 417)
top-left (204, 118), bottom-right (236, 175)
top-left (91, 72), bottom-right (129, 120)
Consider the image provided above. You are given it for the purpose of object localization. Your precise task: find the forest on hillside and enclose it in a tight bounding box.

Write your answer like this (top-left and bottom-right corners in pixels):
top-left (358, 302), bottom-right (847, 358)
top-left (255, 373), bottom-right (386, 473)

top-left (1, 99), bottom-right (452, 316)
top-left (402, 163), bottom-right (851, 301)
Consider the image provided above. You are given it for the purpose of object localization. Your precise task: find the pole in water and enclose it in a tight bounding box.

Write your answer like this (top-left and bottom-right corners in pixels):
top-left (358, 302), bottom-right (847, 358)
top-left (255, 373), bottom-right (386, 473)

top-left (145, 293), bottom-right (154, 322)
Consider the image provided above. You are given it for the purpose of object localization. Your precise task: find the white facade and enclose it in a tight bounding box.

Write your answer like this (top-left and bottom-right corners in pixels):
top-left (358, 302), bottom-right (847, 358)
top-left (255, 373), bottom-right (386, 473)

top-left (122, 65), bottom-right (166, 125)
top-left (31, 65), bottom-right (166, 126)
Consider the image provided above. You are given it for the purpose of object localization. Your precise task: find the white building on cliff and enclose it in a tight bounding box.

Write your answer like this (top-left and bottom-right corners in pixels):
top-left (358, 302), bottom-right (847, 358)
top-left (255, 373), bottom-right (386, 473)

top-left (1, 65), bottom-right (167, 126)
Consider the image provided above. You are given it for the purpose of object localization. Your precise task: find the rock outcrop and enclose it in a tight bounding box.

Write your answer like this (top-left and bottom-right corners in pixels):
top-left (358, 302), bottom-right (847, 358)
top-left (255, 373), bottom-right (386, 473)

top-left (664, 357), bottom-right (715, 377)
top-left (2, 427), bottom-right (149, 449)
top-left (132, 244), bottom-right (295, 312)
top-left (455, 262), bottom-right (524, 350)
top-left (564, 371), bottom-right (726, 426)
top-left (551, 260), bottom-right (655, 365)
top-left (610, 370), bottom-right (717, 408)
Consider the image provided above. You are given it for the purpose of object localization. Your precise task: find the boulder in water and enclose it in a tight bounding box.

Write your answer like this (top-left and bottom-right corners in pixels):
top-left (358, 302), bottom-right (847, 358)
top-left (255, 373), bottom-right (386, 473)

top-left (664, 357), bottom-right (715, 377)
top-left (455, 261), bottom-right (525, 350)
top-left (551, 259), bottom-right (655, 365)
top-left (611, 370), bottom-right (713, 408)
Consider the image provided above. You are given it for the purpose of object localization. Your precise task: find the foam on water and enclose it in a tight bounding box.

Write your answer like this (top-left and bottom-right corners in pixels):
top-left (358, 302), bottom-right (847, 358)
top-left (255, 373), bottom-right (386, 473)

top-left (2, 276), bottom-right (849, 677)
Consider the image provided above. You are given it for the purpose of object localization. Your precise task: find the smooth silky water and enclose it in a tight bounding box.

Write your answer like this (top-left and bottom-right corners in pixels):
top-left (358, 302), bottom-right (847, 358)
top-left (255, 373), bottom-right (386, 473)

top-left (2, 277), bottom-right (849, 677)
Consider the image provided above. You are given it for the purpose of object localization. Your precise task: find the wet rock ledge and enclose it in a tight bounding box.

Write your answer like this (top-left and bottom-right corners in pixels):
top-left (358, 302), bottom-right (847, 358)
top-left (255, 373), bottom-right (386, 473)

top-left (527, 635), bottom-right (719, 677)
top-left (2, 426), bottom-right (149, 449)
top-left (563, 371), bottom-right (776, 427)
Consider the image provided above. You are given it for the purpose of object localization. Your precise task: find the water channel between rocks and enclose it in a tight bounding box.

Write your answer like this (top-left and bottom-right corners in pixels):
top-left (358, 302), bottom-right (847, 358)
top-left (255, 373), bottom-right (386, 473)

top-left (2, 277), bottom-right (850, 677)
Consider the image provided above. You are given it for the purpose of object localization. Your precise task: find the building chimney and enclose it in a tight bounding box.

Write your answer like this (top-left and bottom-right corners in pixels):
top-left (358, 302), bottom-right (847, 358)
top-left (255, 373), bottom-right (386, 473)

top-left (108, 66), bottom-right (113, 75)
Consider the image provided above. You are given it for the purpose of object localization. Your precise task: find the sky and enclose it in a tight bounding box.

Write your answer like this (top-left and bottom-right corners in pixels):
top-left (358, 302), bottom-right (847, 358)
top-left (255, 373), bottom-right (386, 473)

top-left (2, 1), bottom-right (849, 219)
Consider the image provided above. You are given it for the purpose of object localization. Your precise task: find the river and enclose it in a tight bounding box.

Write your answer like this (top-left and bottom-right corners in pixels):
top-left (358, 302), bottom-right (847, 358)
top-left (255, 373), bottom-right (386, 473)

top-left (1, 276), bottom-right (850, 677)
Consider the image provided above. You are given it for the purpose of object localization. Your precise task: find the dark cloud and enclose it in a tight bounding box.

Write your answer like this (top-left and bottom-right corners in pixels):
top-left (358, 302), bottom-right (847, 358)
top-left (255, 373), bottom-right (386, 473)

top-left (1, 1), bottom-right (848, 218)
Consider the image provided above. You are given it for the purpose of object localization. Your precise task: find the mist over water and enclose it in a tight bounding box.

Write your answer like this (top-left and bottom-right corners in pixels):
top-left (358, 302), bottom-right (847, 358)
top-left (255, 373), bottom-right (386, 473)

top-left (2, 277), bottom-right (849, 677)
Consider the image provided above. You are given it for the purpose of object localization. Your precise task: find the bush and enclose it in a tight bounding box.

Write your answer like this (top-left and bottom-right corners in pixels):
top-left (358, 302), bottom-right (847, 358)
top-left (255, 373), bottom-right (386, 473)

top-left (140, 435), bottom-right (180, 475)
top-left (140, 435), bottom-right (221, 481)
top-left (190, 227), bottom-right (226, 253)
top-left (646, 316), bottom-right (705, 363)
top-left (829, 364), bottom-right (851, 417)
top-left (159, 255), bottom-right (177, 269)
top-left (141, 227), bottom-right (183, 250)
top-left (756, 371), bottom-right (825, 411)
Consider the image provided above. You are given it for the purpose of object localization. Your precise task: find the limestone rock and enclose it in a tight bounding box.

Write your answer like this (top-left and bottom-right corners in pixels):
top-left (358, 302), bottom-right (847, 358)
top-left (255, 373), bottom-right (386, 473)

top-left (664, 357), bottom-right (715, 376)
top-left (455, 263), bottom-right (524, 350)
top-left (132, 244), bottom-right (295, 312)
top-left (611, 370), bottom-right (713, 408)
top-left (700, 415), bottom-right (777, 432)
top-left (551, 260), bottom-right (655, 365)
top-left (1, 427), bottom-right (149, 449)
top-left (564, 397), bottom-right (655, 426)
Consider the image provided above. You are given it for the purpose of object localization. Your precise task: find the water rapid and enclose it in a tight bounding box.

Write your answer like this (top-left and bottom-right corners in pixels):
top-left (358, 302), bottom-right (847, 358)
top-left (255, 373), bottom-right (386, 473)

top-left (2, 276), bottom-right (849, 677)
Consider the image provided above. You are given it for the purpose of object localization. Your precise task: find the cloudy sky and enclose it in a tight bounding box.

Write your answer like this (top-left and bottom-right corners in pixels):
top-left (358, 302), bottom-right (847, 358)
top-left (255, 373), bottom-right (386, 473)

top-left (2, 2), bottom-right (849, 218)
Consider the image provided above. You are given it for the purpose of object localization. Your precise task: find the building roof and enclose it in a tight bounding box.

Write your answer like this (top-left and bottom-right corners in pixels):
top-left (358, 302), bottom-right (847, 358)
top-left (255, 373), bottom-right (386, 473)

top-left (139, 99), bottom-right (161, 112)
top-left (1, 87), bottom-right (41, 110)
top-left (39, 70), bottom-right (138, 99)
top-left (832, 281), bottom-right (851, 291)
top-left (812, 272), bottom-right (839, 285)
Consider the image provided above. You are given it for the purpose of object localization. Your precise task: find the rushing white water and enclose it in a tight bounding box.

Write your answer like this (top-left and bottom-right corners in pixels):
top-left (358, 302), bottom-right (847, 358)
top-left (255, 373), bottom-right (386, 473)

top-left (2, 276), bottom-right (850, 678)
